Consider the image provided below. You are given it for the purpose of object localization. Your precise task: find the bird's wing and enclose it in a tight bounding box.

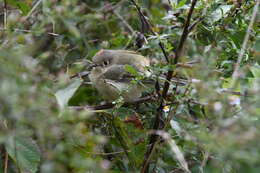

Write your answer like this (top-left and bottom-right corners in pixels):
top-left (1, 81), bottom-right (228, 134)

top-left (102, 65), bottom-right (137, 81)
top-left (104, 79), bottom-right (129, 91)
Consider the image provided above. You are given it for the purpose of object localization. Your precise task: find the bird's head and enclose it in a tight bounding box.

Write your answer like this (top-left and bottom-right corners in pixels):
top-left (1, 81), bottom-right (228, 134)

top-left (91, 49), bottom-right (114, 68)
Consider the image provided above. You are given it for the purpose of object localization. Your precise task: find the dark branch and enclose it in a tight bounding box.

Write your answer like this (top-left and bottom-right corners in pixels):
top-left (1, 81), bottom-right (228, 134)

top-left (69, 95), bottom-right (155, 110)
top-left (141, 1), bottom-right (198, 173)
top-left (188, 17), bottom-right (204, 33)
top-left (162, 0), bottom-right (198, 98)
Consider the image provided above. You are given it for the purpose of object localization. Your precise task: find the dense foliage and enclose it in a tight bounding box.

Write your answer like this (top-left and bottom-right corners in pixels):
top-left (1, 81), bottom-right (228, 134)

top-left (0, 0), bottom-right (259, 173)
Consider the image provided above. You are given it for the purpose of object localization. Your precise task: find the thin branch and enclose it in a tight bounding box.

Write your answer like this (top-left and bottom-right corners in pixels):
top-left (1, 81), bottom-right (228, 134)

top-left (231, 0), bottom-right (259, 87)
top-left (113, 10), bottom-right (135, 34)
top-left (102, 1), bottom-right (134, 34)
top-left (129, 0), bottom-right (152, 32)
top-left (4, 150), bottom-right (8, 173)
top-left (69, 95), bottom-right (155, 110)
top-left (163, 132), bottom-right (190, 173)
top-left (70, 71), bottom-right (90, 79)
top-left (221, 89), bottom-right (250, 97)
top-left (99, 0), bottom-right (125, 12)
top-left (85, 150), bottom-right (129, 156)
top-left (25, 0), bottom-right (43, 20)
top-left (3, 0), bottom-right (7, 29)
top-left (188, 17), bottom-right (204, 33)
top-left (2, 121), bottom-right (8, 173)
top-left (158, 42), bottom-right (169, 63)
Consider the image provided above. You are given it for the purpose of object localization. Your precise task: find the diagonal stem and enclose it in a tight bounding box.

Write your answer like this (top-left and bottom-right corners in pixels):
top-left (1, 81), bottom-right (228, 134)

top-left (231, 0), bottom-right (259, 87)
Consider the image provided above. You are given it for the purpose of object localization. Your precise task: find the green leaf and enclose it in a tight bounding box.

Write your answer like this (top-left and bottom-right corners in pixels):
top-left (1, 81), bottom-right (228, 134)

top-left (250, 64), bottom-right (260, 78)
top-left (176, 0), bottom-right (187, 9)
top-left (63, 20), bottom-right (81, 38)
top-left (222, 77), bottom-right (240, 91)
top-left (5, 135), bottom-right (40, 173)
top-left (210, 5), bottom-right (233, 22)
top-left (197, 25), bottom-right (215, 45)
top-left (55, 79), bottom-right (82, 110)
top-left (6, 0), bottom-right (31, 15)
top-left (124, 65), bottom-right (138, 76)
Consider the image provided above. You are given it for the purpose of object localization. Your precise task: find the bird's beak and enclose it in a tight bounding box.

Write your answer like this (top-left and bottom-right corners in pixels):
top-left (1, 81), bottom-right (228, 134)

top-left (88, 63), bottom-right (99, 70)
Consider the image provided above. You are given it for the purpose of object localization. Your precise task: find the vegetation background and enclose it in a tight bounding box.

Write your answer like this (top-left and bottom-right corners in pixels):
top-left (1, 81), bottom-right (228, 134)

top-left (0, 0), bottom-right (259, 173)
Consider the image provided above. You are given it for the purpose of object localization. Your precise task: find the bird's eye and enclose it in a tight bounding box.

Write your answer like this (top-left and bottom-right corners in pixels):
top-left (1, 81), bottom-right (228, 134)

top-left (103, 61), bottom-right (109, 66)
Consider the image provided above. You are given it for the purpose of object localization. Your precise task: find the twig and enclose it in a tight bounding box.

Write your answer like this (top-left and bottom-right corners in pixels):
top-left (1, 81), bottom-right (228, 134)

top-left (70, 71), bottom-right (90, 79)
top-left (0, 28), bottom-right (60, 36)
top-left (129, 0), bottom-right (151, 32)
top-left (188, 17), bottom-right (204, 33)
top-left (231, 0), bottom-right (259, 87)
top-left (3, 0), bottom-right (7, 29)
top-left (99, 0), bottom-right (125, 12)
top-left (158, 42), bottom-right (169, 63)
top-left (113, 10), bottom-right (135, 34)
top-left (221, 89), bottom-right (250, 97)
top-left (84, 150), bottom-right (129, 156)
top-left (102, 1), bottom-right (135, 34)
top-left (2, 121), bottom-right (8, 173)
top-left (69, 95), bottom-right (155, 110)
top-left (25, 0), bottom-right (43, 20)
top-left (162, 131), bottom-right (190, 173)
top-left (4, 151), bottom-right (8, 173)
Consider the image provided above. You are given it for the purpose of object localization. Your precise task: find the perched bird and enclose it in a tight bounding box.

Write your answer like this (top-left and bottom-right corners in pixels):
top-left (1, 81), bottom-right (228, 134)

top-left (89, 49), bottom-right (150, 102)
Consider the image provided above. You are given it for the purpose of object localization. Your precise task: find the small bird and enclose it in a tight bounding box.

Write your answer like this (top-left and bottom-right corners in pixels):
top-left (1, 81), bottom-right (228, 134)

top-left (89, 49), bottom-right (150, 102)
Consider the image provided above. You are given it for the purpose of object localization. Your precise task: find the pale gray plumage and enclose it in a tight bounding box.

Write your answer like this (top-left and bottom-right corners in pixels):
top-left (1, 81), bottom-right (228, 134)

top-left (89, 49), bottom-right (150, 102)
